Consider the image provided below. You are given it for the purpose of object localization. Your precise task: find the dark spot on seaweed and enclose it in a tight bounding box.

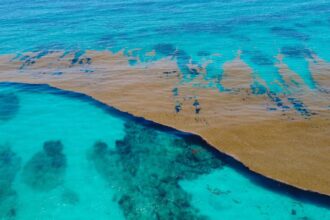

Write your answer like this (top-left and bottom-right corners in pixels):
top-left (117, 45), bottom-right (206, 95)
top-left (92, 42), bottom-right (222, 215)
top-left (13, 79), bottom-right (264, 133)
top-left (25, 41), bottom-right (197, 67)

top-left (0, 93), bottom-right (20, 121)
top-left (172, 87), bottom-right (178, 97)
top-left (189, 68), bottom-right (200, 75)
top-left (291, 209), bottom-right (297, 215)
top-left (82, 69), bottom-right (94, 73)
top-left (175, 102), bottom-right (182, 113)
top-left (128, 59), bottom-right (137, 65)
top-left (267, 92), bottom-right (290, 111)
top-left (287, 97), bottom-right (312, 117)
top-left (19, 55), bottom-right (30, 62)
top-left (22, 140), bottom-right (67, 191)
top-left (71, 51), bottom-right (85, 65)
top-left (52, 71), bottom-right (63, 75)
top-left (78, 57), bottom-right (92, 65)
top-left (19, 50), bottom-right (52, 69)
top-left (267, 107), bottom-right (277, 111)
top-left (193, 100), bottom-right (201, 114)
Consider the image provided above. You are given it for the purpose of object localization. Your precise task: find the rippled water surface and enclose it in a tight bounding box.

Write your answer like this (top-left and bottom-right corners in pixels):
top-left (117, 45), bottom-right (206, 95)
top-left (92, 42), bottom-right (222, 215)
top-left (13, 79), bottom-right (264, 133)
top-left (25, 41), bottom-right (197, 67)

top-left (0, 83), bottom-right (329, 219)
top-left (1, 0), bottom-right (330, 90)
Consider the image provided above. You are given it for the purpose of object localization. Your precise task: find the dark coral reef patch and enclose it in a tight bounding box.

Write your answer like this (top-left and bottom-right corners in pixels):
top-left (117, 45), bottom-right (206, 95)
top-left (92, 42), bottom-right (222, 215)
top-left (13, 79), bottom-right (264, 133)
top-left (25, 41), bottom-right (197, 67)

top-left (88, 122), bottom-right (223, 219)
top-left (0, 145), bottom-right (21, 219)
top-left (0, 93), bottom-right (20, 121)
top-left (22, 140), bottom-right (67, 191)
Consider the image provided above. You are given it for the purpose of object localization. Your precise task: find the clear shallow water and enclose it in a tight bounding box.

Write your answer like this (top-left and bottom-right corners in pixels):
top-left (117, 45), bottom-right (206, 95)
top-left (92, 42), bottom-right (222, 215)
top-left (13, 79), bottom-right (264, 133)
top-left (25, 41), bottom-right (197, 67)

top-left (0, 83), bottom-right (329, 219)
top-left (1, 0), bottom-right (330, 92)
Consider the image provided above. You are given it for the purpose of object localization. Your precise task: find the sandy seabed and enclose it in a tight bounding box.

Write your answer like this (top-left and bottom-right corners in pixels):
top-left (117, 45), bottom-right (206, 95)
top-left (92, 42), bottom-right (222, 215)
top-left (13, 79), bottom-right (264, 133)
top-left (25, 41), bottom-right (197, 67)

top-left (0, 50), bottom-right (329, 195)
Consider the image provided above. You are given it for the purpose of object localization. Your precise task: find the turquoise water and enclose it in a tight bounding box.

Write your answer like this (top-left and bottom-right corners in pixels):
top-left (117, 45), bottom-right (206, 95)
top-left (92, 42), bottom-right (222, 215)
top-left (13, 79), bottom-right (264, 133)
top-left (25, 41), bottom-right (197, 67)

top-left (1, 0), bottom-right (330, 92)
top-left (0, 83), bottom-right (329, 219)
top-left (1, 1), bottom-right (330, 219)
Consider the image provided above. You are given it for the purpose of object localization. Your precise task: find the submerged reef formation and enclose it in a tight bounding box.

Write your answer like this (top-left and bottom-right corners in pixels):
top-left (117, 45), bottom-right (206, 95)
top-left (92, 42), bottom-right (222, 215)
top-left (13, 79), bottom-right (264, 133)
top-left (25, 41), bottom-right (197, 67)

top-left (61, 189), bottom-right (80, 205)
top-left (0, 145), bottom-right (21, 219)
top-left (89, 122), bottom-right (223, 219)
top-left (22, 140), bottom-right (67, 191)
top-left (0, 93), bottom-right (19, 121)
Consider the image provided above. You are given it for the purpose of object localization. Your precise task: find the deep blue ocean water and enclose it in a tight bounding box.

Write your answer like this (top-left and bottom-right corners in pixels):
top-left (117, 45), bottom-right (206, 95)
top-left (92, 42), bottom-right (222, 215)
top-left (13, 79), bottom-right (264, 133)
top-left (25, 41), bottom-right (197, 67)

top-left (1, 0), bottom-right (330, 219)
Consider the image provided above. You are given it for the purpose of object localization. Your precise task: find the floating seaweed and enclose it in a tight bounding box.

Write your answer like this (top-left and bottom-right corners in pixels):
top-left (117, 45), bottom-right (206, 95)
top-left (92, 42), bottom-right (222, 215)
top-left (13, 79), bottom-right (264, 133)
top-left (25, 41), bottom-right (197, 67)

top-left (22, 140), bottom-right (67, 191)
top-left (0, 93), bottom-right (20, 121)
top-left (78, 57), bottom-right (92, 65)
top-left (0, 145), bottom-right (21, 219)
top-left (88, 122), bottom-right (223, 219)
top-left (267, 91), bottom-right (290, 111)
top-left (19, 50), bottom-right (52, 69)
top-left (287, 97), bottom-right (313, 117)
top-left (71, 51), bottom-right (85, 65)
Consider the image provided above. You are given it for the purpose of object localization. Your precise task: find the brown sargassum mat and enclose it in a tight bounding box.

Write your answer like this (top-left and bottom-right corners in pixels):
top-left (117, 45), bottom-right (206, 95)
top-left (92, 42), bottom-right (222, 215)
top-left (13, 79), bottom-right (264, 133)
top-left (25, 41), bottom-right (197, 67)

top-left (0, 50), bottom-right (329, 195)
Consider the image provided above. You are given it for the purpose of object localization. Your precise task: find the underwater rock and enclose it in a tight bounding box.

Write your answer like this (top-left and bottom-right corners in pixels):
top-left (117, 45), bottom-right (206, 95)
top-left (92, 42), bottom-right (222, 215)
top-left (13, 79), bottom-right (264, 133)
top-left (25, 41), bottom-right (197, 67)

top-left (22, 141), bottom-right (66, 191)
top-left (61, 189), bottom-right (80, 205)
top-left (249, 50), bottom-right (273, 66)
top-left (0, 93), bottom-right (20, 121)
top-left (43, 140), bottom-right (63, 157)
top-left (89, 121), bottom-right (222, 219)
top-left (88, 141), bottom-right (117, 180)
top-left (0, 146), bottom-right (21, 188)
top-left (0, 189), bottom-right (18, 219)
top-left (281, 46), bottom-right (312, 59)
top-left (154, 43), bottom-right (176, 56)
top-left (0, 145), bottom-right (21, 219)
